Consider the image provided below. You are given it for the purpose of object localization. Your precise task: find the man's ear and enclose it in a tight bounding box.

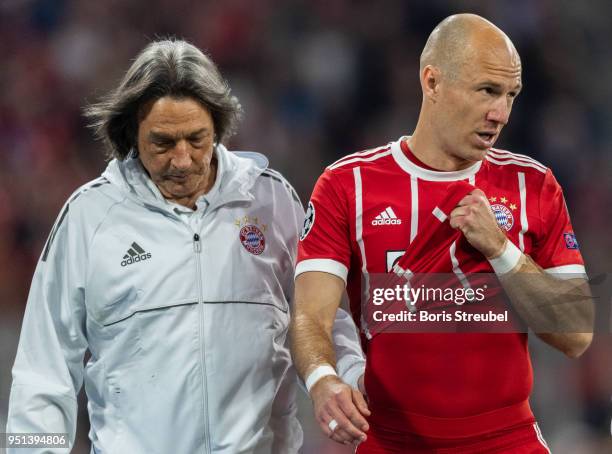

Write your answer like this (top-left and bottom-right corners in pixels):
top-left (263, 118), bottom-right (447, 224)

top-left (421, 65), bottom-right (442, 102)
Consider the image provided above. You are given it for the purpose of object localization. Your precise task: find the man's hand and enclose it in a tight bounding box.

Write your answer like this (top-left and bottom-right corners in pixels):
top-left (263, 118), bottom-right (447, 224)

top-left (449, 189), bottom-right (507, 259)
top-left (291, 272), bottom-right (370, 443)
top-left (309, 375), bottom-right (370, 445)
top-left (449, 191), bottom-right (593, 357)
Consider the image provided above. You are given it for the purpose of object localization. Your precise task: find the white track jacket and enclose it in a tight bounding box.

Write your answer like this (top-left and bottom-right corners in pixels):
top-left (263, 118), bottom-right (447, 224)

top-left (7, 145), bottom-right (365, 454)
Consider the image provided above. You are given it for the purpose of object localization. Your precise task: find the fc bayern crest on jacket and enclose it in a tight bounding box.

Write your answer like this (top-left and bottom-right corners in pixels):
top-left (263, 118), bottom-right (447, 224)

top-left (239, 224), bottom-right (266, 255)
top-left (235, 215), bottom-right (268, 255)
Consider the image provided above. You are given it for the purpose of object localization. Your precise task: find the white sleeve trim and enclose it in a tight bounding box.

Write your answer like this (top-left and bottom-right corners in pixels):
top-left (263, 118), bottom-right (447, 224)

top-left (295, 258), bottom-right (348, 285)
top-left (544, 264), bottom-right (587, 279)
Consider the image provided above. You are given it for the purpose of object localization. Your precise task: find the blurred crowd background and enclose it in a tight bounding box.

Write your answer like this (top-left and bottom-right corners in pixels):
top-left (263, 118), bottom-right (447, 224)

top-left (1, 0), bottom-right (611, 453)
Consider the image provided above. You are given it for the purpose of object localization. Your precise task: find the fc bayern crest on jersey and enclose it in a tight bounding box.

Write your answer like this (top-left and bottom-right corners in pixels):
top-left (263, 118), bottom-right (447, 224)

top-left (491, 203), bottom-right (514, 231)
top-left (239, 225), bottom-right (266, 255)
top-left (300, 201), bottom-right (315, 241)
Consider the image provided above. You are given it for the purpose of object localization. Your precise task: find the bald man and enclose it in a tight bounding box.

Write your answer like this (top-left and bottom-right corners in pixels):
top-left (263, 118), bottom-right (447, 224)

top-left (290, 14), bottom-right (593, 453)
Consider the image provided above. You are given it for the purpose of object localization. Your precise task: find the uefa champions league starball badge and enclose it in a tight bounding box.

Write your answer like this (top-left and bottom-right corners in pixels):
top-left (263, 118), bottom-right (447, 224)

top-left (300, 201), bottom-right (315, 241)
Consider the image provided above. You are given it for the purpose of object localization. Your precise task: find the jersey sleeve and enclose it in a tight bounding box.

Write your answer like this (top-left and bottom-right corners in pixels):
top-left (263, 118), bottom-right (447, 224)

top-left (530, 169), bottom-right (586, 277)
top-left (296, 169), bottom-right (352, 284)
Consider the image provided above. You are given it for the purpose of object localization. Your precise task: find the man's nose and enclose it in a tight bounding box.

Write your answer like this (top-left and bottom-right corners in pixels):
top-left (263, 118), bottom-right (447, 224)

top-left (486, 98), bottom-right (512, 125)
top-left (171, 141), bottom-right (192, 169)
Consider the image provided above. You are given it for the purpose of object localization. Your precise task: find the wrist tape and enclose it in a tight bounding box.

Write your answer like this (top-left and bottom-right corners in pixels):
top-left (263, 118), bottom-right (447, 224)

top-left (305, 364), bottom-right (337, 393)
top-left (488, 240), bottom-right (522, 275)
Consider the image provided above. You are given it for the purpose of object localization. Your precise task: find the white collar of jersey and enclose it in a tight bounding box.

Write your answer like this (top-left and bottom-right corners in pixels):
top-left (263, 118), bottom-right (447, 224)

top-left (103, 144), bottom-right (269, 213)
top-left (391, 136), bottom-right (482, 181)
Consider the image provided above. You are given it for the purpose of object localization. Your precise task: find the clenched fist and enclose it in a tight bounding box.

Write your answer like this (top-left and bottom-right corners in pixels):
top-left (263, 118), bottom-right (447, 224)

top-left (449, 189), bottom-right (507, 259)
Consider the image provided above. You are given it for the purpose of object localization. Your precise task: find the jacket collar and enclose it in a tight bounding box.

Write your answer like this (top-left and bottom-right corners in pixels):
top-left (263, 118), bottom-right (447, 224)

top-left (102, 144), bottom-right (269, 213)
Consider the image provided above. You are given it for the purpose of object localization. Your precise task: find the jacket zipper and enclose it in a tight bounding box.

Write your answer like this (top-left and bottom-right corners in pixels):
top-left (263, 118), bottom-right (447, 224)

top-left (193, 232), bottom-right (211, 454)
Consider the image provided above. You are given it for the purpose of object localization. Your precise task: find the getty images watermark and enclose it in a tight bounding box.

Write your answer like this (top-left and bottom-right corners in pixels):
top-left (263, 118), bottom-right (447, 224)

top-left (2, 433), bottom-right (69, 449)
top-left (361, 272), bottom-right (602, 334)
top-left (372, 282), bottom-right (493, 320)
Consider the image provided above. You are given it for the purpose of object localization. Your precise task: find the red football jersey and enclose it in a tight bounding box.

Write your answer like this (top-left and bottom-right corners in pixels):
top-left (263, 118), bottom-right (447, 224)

top-left (297, 137), bottom-right (585, 438)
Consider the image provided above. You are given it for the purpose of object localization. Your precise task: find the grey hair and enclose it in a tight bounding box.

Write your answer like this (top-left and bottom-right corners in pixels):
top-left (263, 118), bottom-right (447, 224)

top-left (84, 39), bottom-right (242, 160)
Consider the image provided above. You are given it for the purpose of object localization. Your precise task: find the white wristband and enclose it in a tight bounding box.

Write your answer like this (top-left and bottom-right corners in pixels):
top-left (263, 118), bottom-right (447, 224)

top-left (488, 240), bottom-right (522, 275)
top-left (305, 365), bottom-right (337, 393)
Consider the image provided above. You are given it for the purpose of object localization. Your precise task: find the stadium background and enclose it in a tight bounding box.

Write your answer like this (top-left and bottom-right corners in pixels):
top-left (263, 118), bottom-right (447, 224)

top-left (0, 0), bottom-right (610, 452)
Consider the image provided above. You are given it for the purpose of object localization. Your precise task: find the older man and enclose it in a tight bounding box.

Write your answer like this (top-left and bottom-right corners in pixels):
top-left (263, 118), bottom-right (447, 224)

top-left (6, 40), bottom-right (365, 453)
top-left (291, 14), bottom-right (593, 453)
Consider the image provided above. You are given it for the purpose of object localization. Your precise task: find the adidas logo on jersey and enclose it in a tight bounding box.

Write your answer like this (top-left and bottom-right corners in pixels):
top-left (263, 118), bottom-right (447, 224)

top-left (121, 242), bottom-right (152, 267)
top-left (372, 207), bottom-right (402, 226)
